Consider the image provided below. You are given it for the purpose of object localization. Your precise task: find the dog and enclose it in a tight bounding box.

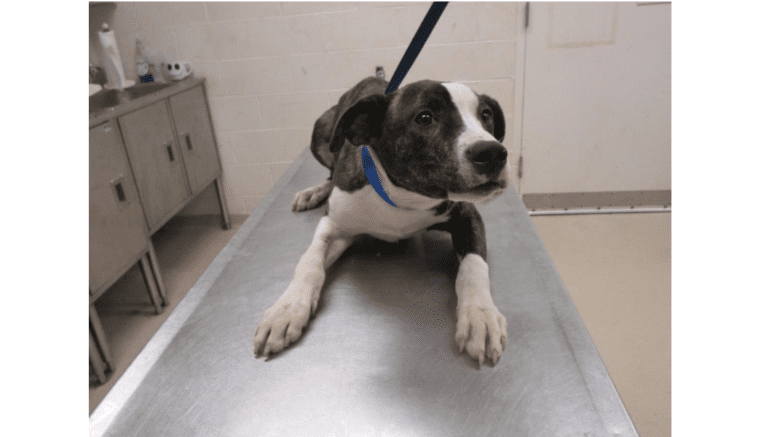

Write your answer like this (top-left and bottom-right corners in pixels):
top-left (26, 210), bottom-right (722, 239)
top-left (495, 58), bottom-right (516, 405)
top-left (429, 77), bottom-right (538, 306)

top-left (253, 76), bottom-right (510, 365)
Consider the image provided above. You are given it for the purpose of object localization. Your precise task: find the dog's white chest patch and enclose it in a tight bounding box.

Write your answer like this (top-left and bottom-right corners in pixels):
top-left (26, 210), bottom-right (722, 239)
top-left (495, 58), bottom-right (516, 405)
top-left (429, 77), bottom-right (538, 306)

top-left (328, 186), bottom-right (448, 242)
top-left (327, 145), bottom-right (449, 242)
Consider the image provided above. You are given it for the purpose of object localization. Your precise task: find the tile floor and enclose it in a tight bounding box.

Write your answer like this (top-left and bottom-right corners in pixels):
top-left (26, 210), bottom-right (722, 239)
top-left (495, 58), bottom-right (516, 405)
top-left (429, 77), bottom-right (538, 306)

top-left (531, 212), bottom-right (671, 437)
top-left (89, 215), bottom-right (248, 411)
top-left (89, 211), bottom-right (670, 437)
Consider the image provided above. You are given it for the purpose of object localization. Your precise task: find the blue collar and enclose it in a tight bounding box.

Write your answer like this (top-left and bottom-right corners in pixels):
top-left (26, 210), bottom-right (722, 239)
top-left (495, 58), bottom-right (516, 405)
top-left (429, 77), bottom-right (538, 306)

top-left (361, 146), bottom-right (397, 208)
top-left (359, 2), bottom-right (447, 207)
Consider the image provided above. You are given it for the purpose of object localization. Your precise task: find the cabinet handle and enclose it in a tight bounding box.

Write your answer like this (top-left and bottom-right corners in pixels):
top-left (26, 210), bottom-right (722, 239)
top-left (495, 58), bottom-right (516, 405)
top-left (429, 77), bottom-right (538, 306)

top-left (165, 142), bottom-right (175, 163)
top-left (181, 132), bottom-right (193, 151)
top-left (111, 175), bottom-right (129, 209)
top-left (115, 182), bottom-right (126, 202)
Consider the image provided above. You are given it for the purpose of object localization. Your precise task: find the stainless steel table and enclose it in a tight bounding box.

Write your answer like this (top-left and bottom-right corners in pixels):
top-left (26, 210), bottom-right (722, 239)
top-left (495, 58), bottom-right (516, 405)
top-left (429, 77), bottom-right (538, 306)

top-left (90, 149), bottom-right (638, 437)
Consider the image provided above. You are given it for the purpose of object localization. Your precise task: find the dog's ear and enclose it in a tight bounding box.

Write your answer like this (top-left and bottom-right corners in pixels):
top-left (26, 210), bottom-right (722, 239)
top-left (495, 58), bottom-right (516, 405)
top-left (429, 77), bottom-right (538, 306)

top-left (330, 93), bottom-right (390, 155)
top-left (479, 94), bottom-right (506, 143)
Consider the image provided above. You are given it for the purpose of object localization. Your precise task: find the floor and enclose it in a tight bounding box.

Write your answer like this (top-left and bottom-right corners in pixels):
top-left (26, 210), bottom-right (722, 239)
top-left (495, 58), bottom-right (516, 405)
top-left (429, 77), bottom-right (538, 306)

top-left (89, 214), bottom-right (248, 411)
top-left (531, 212), bottom-right (671, 437)
top-left (89, 211), bottom-right (670, 437)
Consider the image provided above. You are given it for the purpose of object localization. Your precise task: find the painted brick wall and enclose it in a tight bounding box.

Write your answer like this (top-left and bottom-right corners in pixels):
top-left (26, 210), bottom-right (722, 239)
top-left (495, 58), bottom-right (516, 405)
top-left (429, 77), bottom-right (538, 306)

top-left (89, 2), bottom-right (522, 215)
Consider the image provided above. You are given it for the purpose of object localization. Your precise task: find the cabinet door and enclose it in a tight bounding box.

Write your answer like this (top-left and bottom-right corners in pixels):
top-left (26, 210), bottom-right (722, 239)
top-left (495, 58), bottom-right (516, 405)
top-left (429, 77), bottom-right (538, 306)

top-left (119, 100), bottom-right (189, 231)
top-left (169, 85), bottom-right (222, 195)
top-left (90, 121), bottom-right (148, 293)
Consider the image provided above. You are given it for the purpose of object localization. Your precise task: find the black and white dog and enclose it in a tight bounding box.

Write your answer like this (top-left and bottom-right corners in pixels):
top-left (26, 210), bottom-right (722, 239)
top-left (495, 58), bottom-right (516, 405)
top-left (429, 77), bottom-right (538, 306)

top-left (253, 77), bottom-right (510, 365)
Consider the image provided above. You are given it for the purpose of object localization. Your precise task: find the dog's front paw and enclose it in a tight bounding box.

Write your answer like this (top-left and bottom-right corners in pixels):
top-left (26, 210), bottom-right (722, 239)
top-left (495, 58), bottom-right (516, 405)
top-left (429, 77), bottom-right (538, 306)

top-left (291, 182), bottom-right (332, 212)
top-left (253, 295), bottom-right (319, 358)
top-left (455, 304), bottom-right (508, 365)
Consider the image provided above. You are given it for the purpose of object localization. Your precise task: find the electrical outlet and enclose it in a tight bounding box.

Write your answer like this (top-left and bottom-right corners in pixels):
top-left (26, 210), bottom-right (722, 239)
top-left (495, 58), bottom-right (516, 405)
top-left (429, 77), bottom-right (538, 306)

top-left (376, 66), bottom-right (385, 79)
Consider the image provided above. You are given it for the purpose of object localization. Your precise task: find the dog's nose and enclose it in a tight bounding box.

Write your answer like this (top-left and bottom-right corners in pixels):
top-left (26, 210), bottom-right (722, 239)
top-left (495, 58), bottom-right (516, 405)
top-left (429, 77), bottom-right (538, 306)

top-left (466, 141), bottom-right (508, 176)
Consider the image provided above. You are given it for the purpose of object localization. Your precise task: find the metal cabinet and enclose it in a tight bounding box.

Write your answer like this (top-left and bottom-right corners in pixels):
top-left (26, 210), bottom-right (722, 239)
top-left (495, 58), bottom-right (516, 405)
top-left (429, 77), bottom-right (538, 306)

top-left (119, 100), bottom-right (190, 233)
top-left (169, 86), bottom-right (222, 196)
top-left (89, 120), bottom-right (148, 294)
top-left (119, 84), bottom-right (229, 234)
top-left (89, 78), bottom-right (230, 385)
top-left (89, 120), bottom-right (166, 384)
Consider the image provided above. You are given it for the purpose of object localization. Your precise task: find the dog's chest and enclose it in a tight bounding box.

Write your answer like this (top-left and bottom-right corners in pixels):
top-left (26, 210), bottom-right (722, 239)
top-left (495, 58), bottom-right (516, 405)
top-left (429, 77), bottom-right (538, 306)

top-left (328, 186), bottom-right (448, 242)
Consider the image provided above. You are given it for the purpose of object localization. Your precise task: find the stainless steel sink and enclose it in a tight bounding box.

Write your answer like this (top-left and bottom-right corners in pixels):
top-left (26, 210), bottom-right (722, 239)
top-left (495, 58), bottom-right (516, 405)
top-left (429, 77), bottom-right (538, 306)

top-left (89, 82), bottom-right (174, 113)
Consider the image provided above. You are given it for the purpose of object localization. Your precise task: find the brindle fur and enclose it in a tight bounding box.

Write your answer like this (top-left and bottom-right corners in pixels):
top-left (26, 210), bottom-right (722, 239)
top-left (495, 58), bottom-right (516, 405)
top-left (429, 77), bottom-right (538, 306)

top-left (298, 76), bottom-right (505, 262)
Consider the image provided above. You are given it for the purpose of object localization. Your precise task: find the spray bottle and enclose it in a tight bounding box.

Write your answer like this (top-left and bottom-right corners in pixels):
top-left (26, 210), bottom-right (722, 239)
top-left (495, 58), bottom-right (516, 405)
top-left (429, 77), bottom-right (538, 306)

top-left (135, 39), bottom-right (153, 83)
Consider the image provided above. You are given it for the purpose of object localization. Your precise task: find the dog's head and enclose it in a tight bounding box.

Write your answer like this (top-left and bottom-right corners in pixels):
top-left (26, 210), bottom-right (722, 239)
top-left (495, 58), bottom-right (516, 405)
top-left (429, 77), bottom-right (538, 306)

top-left (330, 80), bottom-right (509, 203)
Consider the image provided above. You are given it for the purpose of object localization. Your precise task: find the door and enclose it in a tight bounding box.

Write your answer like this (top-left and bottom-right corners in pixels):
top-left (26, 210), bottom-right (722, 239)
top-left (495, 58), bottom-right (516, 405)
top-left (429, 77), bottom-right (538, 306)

top-left (89, 121), bottom-right (148, 293)
top-left (520, 2), bottom-right (670, 194)
top-left (119, 100), bottom-right (190, 231)
top-left (169, 85), bottom-right (222, 195)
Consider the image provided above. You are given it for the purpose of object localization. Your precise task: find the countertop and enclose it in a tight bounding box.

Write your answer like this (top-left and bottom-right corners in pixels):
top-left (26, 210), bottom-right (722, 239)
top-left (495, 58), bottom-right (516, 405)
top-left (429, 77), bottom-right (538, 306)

top-left (89, 77), bottom-right (206, 128)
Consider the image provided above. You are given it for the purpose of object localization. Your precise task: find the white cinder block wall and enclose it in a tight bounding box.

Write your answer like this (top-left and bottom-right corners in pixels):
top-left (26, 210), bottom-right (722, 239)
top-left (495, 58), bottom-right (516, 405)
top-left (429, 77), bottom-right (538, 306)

top-left (89, 2), bottom-right (523, 216)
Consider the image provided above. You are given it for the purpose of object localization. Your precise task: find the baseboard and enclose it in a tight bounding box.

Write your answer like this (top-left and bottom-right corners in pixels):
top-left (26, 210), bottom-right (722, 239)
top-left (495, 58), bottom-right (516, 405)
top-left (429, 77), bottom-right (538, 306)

top-left (165, 214), bottom-right (249, 229)
top-left (522, 190), bottom-right (671, 213)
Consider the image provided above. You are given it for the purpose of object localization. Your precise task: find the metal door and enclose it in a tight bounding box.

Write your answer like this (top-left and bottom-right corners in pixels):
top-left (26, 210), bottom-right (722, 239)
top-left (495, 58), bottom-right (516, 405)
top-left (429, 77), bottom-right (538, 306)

top-left (89, 121), bottom-right (148, 293)
top-left (169, 85), bottom-right (222, 195)
top-left (520, 2), bottom-right (670, 195)
top-left (119, 100), bottom-right (190, 231)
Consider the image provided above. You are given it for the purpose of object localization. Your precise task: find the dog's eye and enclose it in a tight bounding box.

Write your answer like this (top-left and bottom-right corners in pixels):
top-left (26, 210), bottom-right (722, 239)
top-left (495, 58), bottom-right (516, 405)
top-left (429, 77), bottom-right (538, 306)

top-left (481, 109), bottom-right (493, 122)
top-left (415, 111), bottom-right (433, 126)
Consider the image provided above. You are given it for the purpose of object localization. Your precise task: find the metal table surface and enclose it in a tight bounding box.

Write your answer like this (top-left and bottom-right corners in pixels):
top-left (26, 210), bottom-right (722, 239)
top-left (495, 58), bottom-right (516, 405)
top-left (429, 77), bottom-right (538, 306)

top-left (90, 149), bottom-right (638, 437)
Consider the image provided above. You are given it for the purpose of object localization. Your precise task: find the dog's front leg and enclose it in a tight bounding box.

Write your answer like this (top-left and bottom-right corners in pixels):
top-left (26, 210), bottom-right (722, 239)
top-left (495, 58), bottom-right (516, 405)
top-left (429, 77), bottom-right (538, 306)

top-left (253, 216), bottom-right (352, 358)
top-left (433, 203), bottom-right (508, 365)
top-left (455, 253), bottom-right (507, 365)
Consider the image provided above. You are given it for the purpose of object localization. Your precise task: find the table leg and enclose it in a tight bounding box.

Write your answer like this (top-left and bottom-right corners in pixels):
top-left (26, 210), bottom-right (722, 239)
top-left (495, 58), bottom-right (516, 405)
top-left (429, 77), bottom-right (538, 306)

top-left (214, 176), bottom-right (232, 230)
top-left (140, 253), bottom-right (163, 314)
top-left (147, 243), bottom-right (168, 306)
top-left (89, 304), bottom-right (114, 373)
top-left (89, 332), bottom-right (107, 384)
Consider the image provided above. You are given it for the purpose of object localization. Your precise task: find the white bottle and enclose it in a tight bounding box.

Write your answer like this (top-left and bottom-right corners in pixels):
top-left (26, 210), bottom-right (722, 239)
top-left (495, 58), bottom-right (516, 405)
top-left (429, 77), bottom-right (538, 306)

top-left (99, 23), bottom-right (129, 90)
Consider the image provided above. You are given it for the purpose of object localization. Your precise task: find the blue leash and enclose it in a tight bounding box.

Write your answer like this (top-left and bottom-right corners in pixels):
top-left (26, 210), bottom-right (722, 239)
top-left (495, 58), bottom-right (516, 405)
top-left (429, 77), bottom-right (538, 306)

top-left (363, 2), bottom-right (448, 208)
top-left (385, 2), bottom-right (448, 94)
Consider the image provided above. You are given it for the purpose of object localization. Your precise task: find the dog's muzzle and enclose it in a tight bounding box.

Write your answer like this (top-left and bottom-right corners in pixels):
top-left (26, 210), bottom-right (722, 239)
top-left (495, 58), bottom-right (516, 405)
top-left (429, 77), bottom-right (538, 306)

top-left (466, 141), bottom-right (508, 179)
